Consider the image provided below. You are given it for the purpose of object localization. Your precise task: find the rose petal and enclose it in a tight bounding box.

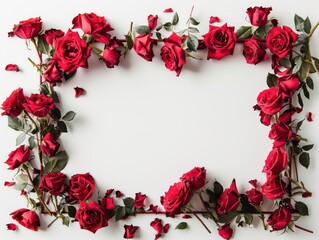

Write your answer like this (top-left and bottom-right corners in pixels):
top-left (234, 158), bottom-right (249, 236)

top-left (105, 188), bottom-right (114, 197)
top-left (163, 223), bottom-right (170, 233)
top-left (163, 8), bottom-right (173, 13)
top-left (248, 179), bottom-right (257, 188)
top-left (209, 16), bottom-right (220, 24)
top-left (307, 112), bottom-right (313, 122)
top-left (6, 223), bottom-right (17, 231)
top-left (133, 192), bottom-right (147, 209)
top-left (5, 64), bottom-right (19, 72)
top-left (182, 214), bottom-right (192, 219)
top-left (4, 181), bottom-right (15, 186)
top-left (8, 31), bottom-right (14, 37)
top-left (74, 87), bottom-right (85, 98)
top-left (116, 190), bottom-right (124, 198)
top-left (148, 204), bottom-right (158, 213)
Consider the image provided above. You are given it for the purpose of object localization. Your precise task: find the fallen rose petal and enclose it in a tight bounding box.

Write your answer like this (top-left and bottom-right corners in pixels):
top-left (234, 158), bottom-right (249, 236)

top-left (302, 192), bottom-right (312, 198)
top-left (4, 181), bottom-right (15, 186)
top-left (123, 224), bottom-right (139, 239)
top-left (307, 112), bottom-right (313, 122)
top-left (248, 179), bottom-right (258, 188)
top-left (209, 16), bottom-right (220, 24)
top-left (116, 190), bottom-right (124, 198)
top-left (155, 233), bottom-right (162, 240)
top-left (74, 87), bottom-right (85, 98)
top-left (20, 190), bottom-right (26, 196)
top-left (163, 223), bottom-right (170, 233)
top-left (163, 8), bottom-right (173, 13)
top-left (105, 188), bottom-right (114, 197)
top-left (133, 192), bottom-right (147, 209)
top-left (7, 223), bottom-right (17, 231)
top-left (182, 214), bottom-right (192, 219)
top-left (5, 64), bottom-right (19, 72)
top-left (148, 204), bottom-right (158, 213)
top-left (8, 31), bottom-right (14, 37)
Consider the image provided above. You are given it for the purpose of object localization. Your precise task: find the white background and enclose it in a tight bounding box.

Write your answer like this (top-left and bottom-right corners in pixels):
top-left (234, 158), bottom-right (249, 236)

top-left (0, 0), bottom-right (318, 239)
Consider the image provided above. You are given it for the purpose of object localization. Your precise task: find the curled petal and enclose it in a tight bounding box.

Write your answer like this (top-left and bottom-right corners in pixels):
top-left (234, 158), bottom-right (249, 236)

top-left (7, 223), bottom-right (17, 231)
top-left (116, 190), bottom-right (124, 198)
top-left (163, 8), bottom-right (173, 13)
top-left (307, 112), bottom-right (313, 122)
top-left (5, 64), bottom-right (19, 72)
top-left (209, 16), bottom-right (220, 24)
top-left (74, 87), bottom-right (85, 98)
top-left (4, 181), bottom-right (15, 186)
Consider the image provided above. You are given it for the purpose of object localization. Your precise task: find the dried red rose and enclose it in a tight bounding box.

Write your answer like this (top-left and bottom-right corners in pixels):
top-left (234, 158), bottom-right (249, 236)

top-left (68, 173), bottom-right (95, 203)
top-left (10, 208), bottom-right (40, 231)
top-left (4, 145), bottom-right (30, 170)
top-left (13, 17), bottom-right (42, 39)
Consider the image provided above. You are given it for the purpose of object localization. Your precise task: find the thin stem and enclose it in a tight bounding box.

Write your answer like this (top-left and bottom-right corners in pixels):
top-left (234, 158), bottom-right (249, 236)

top-left (309, 21), bottom-right (319, 38)
top-left (185, 207), bottom-right (211, 234)
top-left (47, 217), bottom-right (59, 228)
top-left (31, 38), bottom-right (43, 85)
top-left (295, 224), bottom-right (314, 234)
top-left (257, 205), bottom-right (267, 230)
top-left (199, 192), bottom-right (220, 228)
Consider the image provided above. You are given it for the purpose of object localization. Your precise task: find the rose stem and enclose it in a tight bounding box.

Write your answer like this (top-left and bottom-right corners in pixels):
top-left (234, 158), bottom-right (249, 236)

top-left (199, 192), bottom-right (220, 228)
top-left (31, 38), bottom-right (43, 85)
top-left (185, 207), bottom-right (211, 234)
top-left (257, 205), bottom-right (267, 230)
top-left (295, 224), bottom-right (314, 234)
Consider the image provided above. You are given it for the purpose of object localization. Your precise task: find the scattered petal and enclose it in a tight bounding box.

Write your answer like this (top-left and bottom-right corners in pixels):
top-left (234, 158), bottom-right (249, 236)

top-left (163, 223), bottom-right (170, 233)
top-left (209, 16), bottom-right (220, 24)
top-left (148, 204), bottom-right (158, 213)
top-left (116, 190), bottom-right (124, 198)
top-left (8, 31), bottom-right (14, 37)
top-left (182, 214), bottom-right (192, 219)
top-left (7, 223), bottom-right (17, 231)
top-left (248, 179), bottom-right (257, 188)
top-left (133, 192), bottom-right (147, 209)
top-left (105, 188), bottom-right (114, 197)
top-left (307, 112), bottom-right (313, 122)
top-left (5, 64), bottom-right (19, 72)
top-left (4, 181), bottom-right (15, 186)
top-left (123, 224), bottom-right (139, 239)
top-left (302, 192), bottom-right (312, 198)
top-left (150, 218), bottom-right (163, 234)
top-left (20, 190), bottom-right (26, 196)
top-left (163, 8), bottom-right (173, 13)
top-left (74, 87), bottom-right (85, 98)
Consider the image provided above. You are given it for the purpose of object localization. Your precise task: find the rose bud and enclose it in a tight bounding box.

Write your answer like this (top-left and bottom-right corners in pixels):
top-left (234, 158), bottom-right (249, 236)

top-left (68, 173), bottom-right (95, 203)
top-left (246, 6), bottom-right (272, 26)
top-left (246, 188), bottom-right (263, 205)
top-left (148, 14), bottom-right (158, 30)
top-left (103, 39), bottom-right (121, 68)
top-left (277, 74), bottom-right (300, 94)
top-left (218, 223), bottom-right (233, 240)
top-left (4, 145), bottom-right (30, 170)
top-left (40, 132), bottom-right (60, 157)
top-left (216, 179), bottom-right (240, 214)
top-left (150, 218), bottom-right (163, 239)
top-left (133, 192), bottom-right (147, 209)
top-left (180, 167), bottom-right (206, 190)
top-left (267, 207), bottom-right (292, 231)
top-left (43, 60), bottom-right (62, 85)
top-left (10, 208), bottom-right (40, 231)
top-left (1, 88), bottom-right (26, 117)
top-left (13, 17), bottom-right (42, 39)
top-left (123, 224), bottom-right (139, 239)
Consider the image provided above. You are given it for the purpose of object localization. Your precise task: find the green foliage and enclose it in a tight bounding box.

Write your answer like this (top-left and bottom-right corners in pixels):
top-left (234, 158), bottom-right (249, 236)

top-left (299, 152), bottom-right (310, 169)
top-left (62, 111), bottom-right (76, 121)
top-left (175, 222), bottom-right (188, 230)
top-left (236, 26), bottom-right (252, 40)
top-left (295, 201), bottom-right (309, 216)
top-left (266, 73), bottom-right (278, 88)
top-left (135, 25), bottom-right (151, 34)
top-left (44, 151), bottom-right (68, 173)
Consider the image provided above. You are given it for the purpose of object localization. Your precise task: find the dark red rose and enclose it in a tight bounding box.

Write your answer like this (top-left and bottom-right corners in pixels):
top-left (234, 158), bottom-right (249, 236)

top-left (256, 87), bottom-right (286, 115)
top-left (278, 109), bottom-right (296, 124)
top-left (6, 223), bottom-right (17, 231)
top-left (133, 33), bottom-right (155, 61)
top-left (23, 93), bottom-right (55, 117)
top-left (10, 208), bottom-right (40, 231)
top-left (5, 145), bottom-right (30, 170)
top-left (267, 207), bottom-right (292, 231)
top-left (266, 26), bottom-right (298, 58)
top-left (261, 176), bottom-right (286, 200)
top-left (180, 167), bottom-right (206, 190)
top-left (246, 6), bottom-right (272, 26)
top-left (43, 60), bottom-right (62, 85)
top-left (5, 64), bottom-right (19, 72)
top-left (75, 201), bottom-right (108, 233)
top-left (216, 179), bottom-right (240, 214)
top-left (53, 29), bottom-right (91, 74)
top-left (133, 192), bottom-right (147, 209)
top-left (148, 14), bottom-right (158, 30)
top-left (161, 181), bottom-right (191, 214)
top-left (262, 147), bottom-right (288, 176)
top-left (39, 171), bottom-right (66, 195)
top-left (203, 23), bottom-right (237, 60)
top-left (246, 188), bottom-right (263, 205)
top-left (268, 122), bottom-right (294, 147)
top-left (40, 132), bottom-right (60, 157)
top-left (259, 110), bottom-right (272, 126)
top-left (160, 32), bottom-right (186, 76)
top-left (277, 74), bottom-right (300, 93)
top-left (150, 218), bottom-right (163, 239)
top-left (68, 173), bottom-right (95, 203)
top-left (243, 38), bottom-right (268, 64)
top-left (102, 39), bottom-right (121, 68)
top-left (13, 17), bottom-right (42, 39)
top-left (44, 28), bottom-right (64, 46)
top-left (72, 12), bottom-right (113, 44)
top-left (74, 87), bottom-right (85, 98)
top-left (1, 88), bottom-right (26, 117)
top-left (123, 224), bottom-right (139, 239)
top-left (218, 223), bottom-right (233, 240)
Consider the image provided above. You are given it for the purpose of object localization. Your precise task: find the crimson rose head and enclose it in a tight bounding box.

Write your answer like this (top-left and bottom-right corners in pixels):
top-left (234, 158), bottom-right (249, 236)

top-left (43, 60), bottom-right (62, 85)
top-left (262, 147), bottom-right (288, 176)
top-left (5, 145), bottom-right (30, 170)
top-left (261, 176), bottom-right (286, 200)
top-left (23, 93), bottom-right (55, 118)
top-left (216, 179), bottom-right (240, 214)
top-left (13, 17), bottom-right (42, 39)
top-left (257, 87), bottom-right (286, 115)
top-left (267, 207), bottom-right (292, 231)
top-left (148, 14), bottom-right (158, 30)
top-left (1, 88), bottom-right (26, 117)
top-left (180, 167), bottom-right (206, 190)
top-left (68, 173), bottom-right (95, 203)
top-left (39, 172), bottom-right (66, 196)
top-left (246, 188), bottom-right (263, 205)
top-left (243, 37), bottom-right (268, 64)
top-left (44, 28), bottom-right (65, 46)
top-left (246, 6), bottom-right (272, 26)
top-left (133, 33), bottom-right (155, 62)
top-left (277, 74), bottom-right (300, 94)
top-left (102, 39), bottom-right (121, 68)
top-left (268, 122), bottom-right (294, 148)
top-left (10, 208), bottom-right (40, 231)
top-left (218, 223), bottom-right (233, 240)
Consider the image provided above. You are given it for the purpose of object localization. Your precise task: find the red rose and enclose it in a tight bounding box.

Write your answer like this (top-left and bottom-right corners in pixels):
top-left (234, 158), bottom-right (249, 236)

top-left (53, 29), bottom-right (91, 74)
top-left (180, 167), bottom-right (206, 190)
top-left (1, 88), bottom-right (26, 117)
top-left (5, 145), bottom-right (30, 170)
top-left (267, 207), bottom-right (292, 231)
top-left (246, 188), bottom-right (263, 205)
top-left (23, 93), bottom-right (55, 117)
top-left (148, 14), bottom-right (158, 30)
top-left (216, 179), bottom-right (240, 214)
top-left (262, 147), bottom-right (288, 176)
top-left (203, 23), bottom-right (237, 60)
top-left (39, 172), bottom-right (66, 195)
top-left (246, 6), bottom-right (272, 26)
top-left (44, 28), bottom-right (64, 46)
top-left (268, 122), bottom-right (294, 147)
top-left (243, 38), bottom-right (268, 64)
top-left (133, 33), bottom-right (155, 62)
top-left (102, 39), bottom-right (121, 68)
top-left (160, 33), bottom-right (186, 76)
top-left (133, 192), bottom-right (147, 209)
top-left (278, 109), bottom-right (296, 124)
top-left (277, 74), bottom-right (300, 93)
top-left (43, 60), bottom-right (62, 85)
top-left (13, 17), bottom-right (42, 39)
top-left (161, 181), bottom-right (191, 214)
top-left (75, 201), bottom-right (108, 233)
top-left (40, 132), bottom-right (60, 157)
top-left (218, 223), bottom-right (233, 240)
top-left (72, 12), bottom-right (113, 44)
top-left (68, 173), bottom-right (95, 203)
top-left (261, 176), bottom-right (286, 200)
top-left (10, 208), bottom-right (40, 231)
top-left (123, 224), bottom-right (139, 239)
top-left (266, 26), bottom-right (298, 58)
top-left (256, 87), bottom-right (286, 115)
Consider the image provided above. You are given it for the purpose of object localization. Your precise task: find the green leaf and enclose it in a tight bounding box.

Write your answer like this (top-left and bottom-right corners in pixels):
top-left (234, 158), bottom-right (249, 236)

top-left (190, 17), bottom-right (200, 25)
top-left (296, 119), bottom-right (304, 132)
top-left (29, 198), bottom-right (38, 209)
top-left (8, 116), bottom-right (23, 131)
top-left (163, 22), bottom-right (172, 31)
top-left (254, 26), bottom-right (266, 39)
top-left (302, 144), bottom-right (314, 151)
top-left (302, 84), bottom-right (310, 99)
top-left (297, 34), bottom-right (308, 44)
top-left (40, 82), bottom-right (50, 96)
top-left (236, 26), bottom-right (252, 40)
top-left (62, 111), bottom-right (76, 121)
top-left (51, 88), bottom-right (60, 103)
top-left (37, 35), bottom-right (52, 55)
top-left (62, 215), bottom-right (70, 226)
top-left (299, 152), bottom-right (310, 168)
top-left (51, 107), bottom-right (61, 120)
top-left (266, 73), bottom-right (278, 88)
top-left (297, 93), bottom-right (304, 108)
top-left (28, 136), bottom-right (35, 149)
top-left (123, 197), bottom-right (135, 208)
top-left (295, 201), bottom-right (309, 216)
top-left (186, 35), bottom-right (199, 52)
top-left (156, 23), bottom-right (162, 31)
top-left (68, 206), bottom-right (77, 218)
top-left (299, 61), bottom-right (310, 81)
top-left (279, 58), bottom-right (292, 69)
top-left (244, 213), bottom-right (253, 225)
top-left (293, 56), bottom-right (302, 74)
top-left (304, 17), bottom-right (312, 34)
top-left (309, 57), bottom-right (319, 73)
top-left (175, 222), bottom-right (188, 230)
top-left (214, 181), bottom-right (223, 197)
top-left (235, 215), bottom-right (242, 223)
top-left (45, 151), bottom-right (68, 173)
top-left (16, 132), bottom-right (26, 145)
top-left (16, 174), bottom-right (29, 183)
top-left (135, 25), bottom-right (151, 34)
top-left (294, 14), bottom-right (305, 32)
top-left (172, 12), bottom-right (179, 25)
top-left (115, 206), bottom-right (126, 221)
top-left (124, 34), bottom-right (133, 50)
top-left (218, 212), bottom-right (239, 224)
top-left (14, 182), bottom-right (27, 191)
top-left (188, 27), bottom-right (199, 33)
top-left (57, 121), bottom-right (68, 133)
top-left (156, 32), bottom-right (162, 41)
top-left (306, 77), bottom-right (314, 90)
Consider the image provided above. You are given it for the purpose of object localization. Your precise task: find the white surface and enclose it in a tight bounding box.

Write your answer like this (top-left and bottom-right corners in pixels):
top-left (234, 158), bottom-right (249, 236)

top-left (0, 0), bottom-right (318, 239)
